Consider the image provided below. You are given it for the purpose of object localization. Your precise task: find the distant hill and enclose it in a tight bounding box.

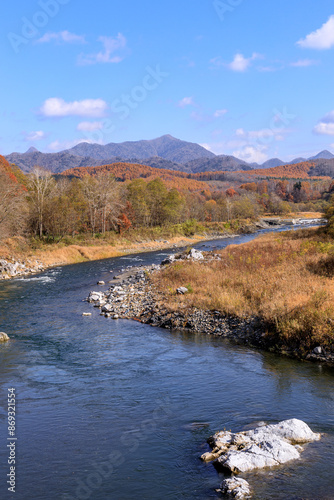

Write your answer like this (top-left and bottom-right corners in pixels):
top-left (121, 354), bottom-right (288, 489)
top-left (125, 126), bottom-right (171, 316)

top-left (308, 158), bottom-right (334, 178)
top-left (67, 135), bottom-right (215, 163)
top-left (309, 150), bottom-right (334, 160)
top-left (246, 160), bottom-right (332, 180)
top-left (287, 157), bottom-right (306, 165)
top-left (183, 155), bottom-right (252, 173)
top-left (26, 146), bottom-right (39, 154)
top-left (5, 150), bottom-right (108, 174)
top-left (119, 156), bottom-right (187, 171)
top-left (260, 158), bottom-right (285, 169)
top-left (4, 135), bottom-right (334, 175)
top-left (61, 162), bottom-right (209, 191)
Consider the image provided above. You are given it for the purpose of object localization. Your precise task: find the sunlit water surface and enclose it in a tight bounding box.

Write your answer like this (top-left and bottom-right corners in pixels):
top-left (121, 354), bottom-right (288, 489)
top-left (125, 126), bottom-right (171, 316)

top-left (0, 226), bottom-right (333, 500)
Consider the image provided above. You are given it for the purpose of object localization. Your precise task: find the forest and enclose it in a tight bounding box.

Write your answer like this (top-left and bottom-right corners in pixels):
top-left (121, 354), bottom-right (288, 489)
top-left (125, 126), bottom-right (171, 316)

top-left (0, 154), bottom-right (333, 244)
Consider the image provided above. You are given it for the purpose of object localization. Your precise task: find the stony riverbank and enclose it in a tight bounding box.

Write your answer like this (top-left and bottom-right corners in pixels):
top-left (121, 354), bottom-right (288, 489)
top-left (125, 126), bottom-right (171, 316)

top-left (0, 216), bottom-right (324, 281)
top-left (86, 248), bottom-right (334, 366)
top-left (0, 257), bottom-right (46, 280)
top-left (0, 230), bottom-right (240, 280)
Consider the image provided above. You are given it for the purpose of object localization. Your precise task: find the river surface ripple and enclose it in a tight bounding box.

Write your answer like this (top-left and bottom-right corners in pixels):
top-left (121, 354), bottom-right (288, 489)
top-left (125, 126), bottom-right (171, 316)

top-left (0, 225), bottom-right (333, 500)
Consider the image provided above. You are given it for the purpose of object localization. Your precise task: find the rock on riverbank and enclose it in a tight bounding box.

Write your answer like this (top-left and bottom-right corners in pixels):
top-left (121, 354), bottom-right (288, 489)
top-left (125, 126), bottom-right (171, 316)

top-left (0, 258), bottom-right (45, 280)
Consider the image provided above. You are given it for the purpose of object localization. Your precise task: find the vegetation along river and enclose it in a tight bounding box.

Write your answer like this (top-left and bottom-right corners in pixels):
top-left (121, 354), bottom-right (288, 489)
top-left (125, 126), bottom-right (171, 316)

top-left (0, 224), bottom-right (333, 500)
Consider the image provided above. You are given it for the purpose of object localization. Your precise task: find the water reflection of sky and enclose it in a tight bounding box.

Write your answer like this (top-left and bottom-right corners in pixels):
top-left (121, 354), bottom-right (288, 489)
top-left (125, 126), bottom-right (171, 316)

top-left (0, 225), bottom-right (333, 500)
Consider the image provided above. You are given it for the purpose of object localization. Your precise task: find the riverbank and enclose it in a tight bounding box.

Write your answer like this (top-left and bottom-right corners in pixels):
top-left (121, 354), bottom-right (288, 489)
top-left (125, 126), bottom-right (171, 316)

top-left (0, 214), bottom-right (325, 280)
top-left (0, 232), bottom-right (234, 280)
top-left (0, 219), bottom-right (259, 279)
top-left (87, 226), bottom-right (334, 365)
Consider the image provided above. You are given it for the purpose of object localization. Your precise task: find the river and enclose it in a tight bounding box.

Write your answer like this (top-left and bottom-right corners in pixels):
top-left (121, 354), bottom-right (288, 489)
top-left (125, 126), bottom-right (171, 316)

top-left (0, 225), bottom-right (333, 500)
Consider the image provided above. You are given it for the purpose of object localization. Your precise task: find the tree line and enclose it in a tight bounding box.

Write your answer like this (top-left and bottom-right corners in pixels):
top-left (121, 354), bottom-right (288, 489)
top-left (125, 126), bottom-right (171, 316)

top-left (0, 162), bottom-right (332, 243)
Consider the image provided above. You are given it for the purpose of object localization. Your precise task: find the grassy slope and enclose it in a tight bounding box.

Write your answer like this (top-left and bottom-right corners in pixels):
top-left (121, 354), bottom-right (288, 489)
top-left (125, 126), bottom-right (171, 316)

top-left (152, 227), bottom-right (334, 352)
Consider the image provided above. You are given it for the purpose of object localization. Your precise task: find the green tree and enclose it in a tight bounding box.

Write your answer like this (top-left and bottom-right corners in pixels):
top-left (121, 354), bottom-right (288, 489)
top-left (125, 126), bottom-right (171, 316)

top-left (127, 179), bottom-right (151, 227)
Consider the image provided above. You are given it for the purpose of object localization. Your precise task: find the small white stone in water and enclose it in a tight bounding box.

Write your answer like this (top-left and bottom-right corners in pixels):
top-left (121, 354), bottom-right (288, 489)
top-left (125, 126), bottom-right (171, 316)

top-left (221, 477), bottom-right (251, 499)
top-left (82, 313), bottom-right (92, 317)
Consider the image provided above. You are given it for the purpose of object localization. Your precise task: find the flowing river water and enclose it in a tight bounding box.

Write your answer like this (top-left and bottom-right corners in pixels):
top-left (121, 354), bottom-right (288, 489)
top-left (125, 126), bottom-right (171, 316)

top-left (0, 226), bottom-right (333, 500)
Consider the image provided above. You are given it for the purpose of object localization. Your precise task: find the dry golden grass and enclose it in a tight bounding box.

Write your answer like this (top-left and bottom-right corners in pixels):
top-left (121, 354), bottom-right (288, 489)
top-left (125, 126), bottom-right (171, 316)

top-left (153, 228), bottom-right (334, 350)
top-left (0, 234), bottom-right (209, 267)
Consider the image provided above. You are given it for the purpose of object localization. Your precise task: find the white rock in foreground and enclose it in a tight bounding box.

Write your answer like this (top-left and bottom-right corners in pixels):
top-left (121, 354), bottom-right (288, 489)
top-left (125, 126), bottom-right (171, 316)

top-left (0, 332), bottom-right (10, 342)
top-left (187, 248), bottom-right (204, 260)
top-left (204, 419), bottom-right (320, 473)
top-left (220, 477), bottom-right (251, 499)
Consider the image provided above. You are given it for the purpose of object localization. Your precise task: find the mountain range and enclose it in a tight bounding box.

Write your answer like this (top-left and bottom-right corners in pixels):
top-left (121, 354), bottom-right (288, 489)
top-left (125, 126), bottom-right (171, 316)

top-left (4, 135), bottom-right (334, 174)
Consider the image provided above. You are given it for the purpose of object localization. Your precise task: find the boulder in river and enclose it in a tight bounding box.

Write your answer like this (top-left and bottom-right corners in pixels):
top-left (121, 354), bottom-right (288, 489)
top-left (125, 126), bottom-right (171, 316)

top-left (0, 332), bottom-right (10, 342)
top-left (88, 291), bottom-right (104, 302)
top-left (220, 477), bottom-right (251, 499)
top-left (203, 419), bottom-right (320, 473)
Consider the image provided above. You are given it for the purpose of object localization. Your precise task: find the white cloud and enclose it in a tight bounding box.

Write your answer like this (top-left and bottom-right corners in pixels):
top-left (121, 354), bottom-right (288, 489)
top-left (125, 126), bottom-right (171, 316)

top-left (313, 123), bottom-right (334, 136)
top-left (214, 109), bottom-right (228, 118)
top-left (228, 53), bottom-right (261, 72)
top-left (313, 110), bottom-right (334, 135)
top-left (297, 15), bottom-right (334, 49)
top-left (235, 127), bottom-right (288, 142)
top-left (40, 98), bottom-right (108, 118)
top-left (23, 130), bottom-right (45, 141)
top-left (36, 31), bottom-right (86, 44)
top-left (78, 33), bottom-right (127, 65)
top-left (319, 110), bottom-right (334, 123)
top-left (177, 96), bottom-right (195, 108)
top-left (77, 121), bottom-right (104, 132)
top-left (248, 129), bottom-right (275, 140)
top-left (290, 59), bottom-right (318, 67)
top-left (233, 145), bottom-right (268, 163)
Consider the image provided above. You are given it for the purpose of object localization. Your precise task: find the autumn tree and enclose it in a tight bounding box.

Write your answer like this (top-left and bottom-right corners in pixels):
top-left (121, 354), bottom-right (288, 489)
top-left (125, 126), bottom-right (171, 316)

top-left (127, 179), bottom-right (151, 227)
top-left (27, 167), bottom-right (55, 238)
top-left (80, 173), bottom-right (123, 235)
top-left (43, 178), bottom-right (83, 240)
top-left (0, 169), bottom-right (28, 240)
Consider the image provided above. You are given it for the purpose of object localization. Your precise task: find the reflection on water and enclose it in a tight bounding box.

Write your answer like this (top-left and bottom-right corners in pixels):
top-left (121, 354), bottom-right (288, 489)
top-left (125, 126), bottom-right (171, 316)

top-left (0, 228), bottom-right (333, 499)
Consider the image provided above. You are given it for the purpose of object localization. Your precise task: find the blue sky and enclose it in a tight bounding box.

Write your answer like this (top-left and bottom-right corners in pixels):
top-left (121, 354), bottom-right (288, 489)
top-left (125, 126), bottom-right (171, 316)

top-left (2, 0), bottom-right (334, 163)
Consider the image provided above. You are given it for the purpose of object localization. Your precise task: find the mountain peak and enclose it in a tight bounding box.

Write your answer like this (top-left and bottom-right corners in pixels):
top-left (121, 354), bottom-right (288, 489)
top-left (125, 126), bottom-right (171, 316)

top-left (309, 150), bottom-right (334, 160)
top-left (25, 146), bottom-right (39, 154)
